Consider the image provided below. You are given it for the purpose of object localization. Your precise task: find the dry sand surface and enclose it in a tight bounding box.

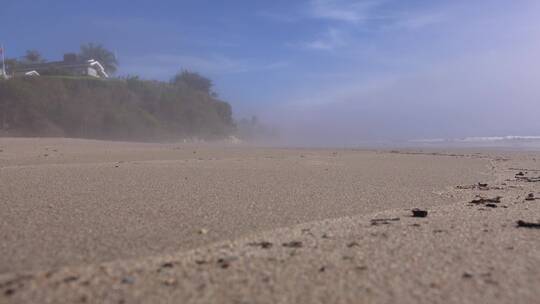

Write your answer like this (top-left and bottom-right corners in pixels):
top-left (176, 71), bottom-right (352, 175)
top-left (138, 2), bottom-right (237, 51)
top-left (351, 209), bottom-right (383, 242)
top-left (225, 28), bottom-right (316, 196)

top-left (0, 138), bottom-right (539, 303)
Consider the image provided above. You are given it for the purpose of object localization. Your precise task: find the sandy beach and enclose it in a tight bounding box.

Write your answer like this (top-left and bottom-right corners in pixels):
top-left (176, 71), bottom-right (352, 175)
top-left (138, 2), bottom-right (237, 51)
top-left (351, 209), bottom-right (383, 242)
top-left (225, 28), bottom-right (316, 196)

top-left (0, 138), bottom-right (539, 303)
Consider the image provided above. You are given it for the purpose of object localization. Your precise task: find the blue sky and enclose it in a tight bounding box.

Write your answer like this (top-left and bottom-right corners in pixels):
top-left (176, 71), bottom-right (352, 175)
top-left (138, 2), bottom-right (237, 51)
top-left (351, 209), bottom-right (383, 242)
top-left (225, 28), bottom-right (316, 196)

top-left (2, 0), bottom-right (540, 143)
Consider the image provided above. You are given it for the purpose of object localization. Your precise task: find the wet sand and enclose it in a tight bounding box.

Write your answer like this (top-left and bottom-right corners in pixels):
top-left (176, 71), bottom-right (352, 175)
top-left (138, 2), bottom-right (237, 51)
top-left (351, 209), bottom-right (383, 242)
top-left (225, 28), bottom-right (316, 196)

top-left (0, 138), bottom-right (539, 303)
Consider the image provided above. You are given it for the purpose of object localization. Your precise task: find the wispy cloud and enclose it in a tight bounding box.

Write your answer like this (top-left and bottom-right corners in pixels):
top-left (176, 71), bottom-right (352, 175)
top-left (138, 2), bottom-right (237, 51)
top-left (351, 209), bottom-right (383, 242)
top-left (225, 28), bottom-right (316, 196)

top-left (394, 12), bottom-right (443, 29)
top-left (303, 28), bottom-right (348, 50)
top-left (308, 0), bottom-right (443, 28)
top-left (296, 0), bottom-right (443, 52)
top-left (308, 0), bottom-right (384, 23)
top-left (258, 0), bottom-right (385, 24)
top-left (255, 11), bottom-right (300, 23)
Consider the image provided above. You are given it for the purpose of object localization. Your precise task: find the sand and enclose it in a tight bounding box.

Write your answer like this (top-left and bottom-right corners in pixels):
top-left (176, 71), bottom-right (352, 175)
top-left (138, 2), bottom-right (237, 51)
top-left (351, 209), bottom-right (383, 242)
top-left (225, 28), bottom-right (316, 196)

top-left (0, 138), bottom-right (539, 303)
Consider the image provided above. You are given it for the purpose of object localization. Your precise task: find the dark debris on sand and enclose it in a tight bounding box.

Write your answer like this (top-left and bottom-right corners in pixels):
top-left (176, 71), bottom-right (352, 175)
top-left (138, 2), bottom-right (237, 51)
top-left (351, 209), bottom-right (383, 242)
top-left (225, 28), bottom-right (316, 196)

top-left (516, 175), bottom-right (540, 183)
top-left (469, 196), bottom-right (502, 205)
top-left (161, 262), bottom-right (174, 269)
top-left (370, 218), bottom-right (400, 226)
top-left (525, 193), bottom-right (537, 201)
top-left (347, 241), bottom-right (360, 248)
top-left (456, 183), bottom-right (503, 191)
top-left (282, 241), bottom-right (303, 248)
top-left (412, 209), bottom-right (428, 218)
top-left (217, 257), bottom-right (238, 269)
top-left (248, 241), bottom-right (273, 249)
top-left (516, 220), bottom-right (540, 229)
top-left (121, 276), bottom-right (135, 285)
top-left (0, 275), bottom-right (34, 298)
top-left (462, 272), bottom-right (474, 279)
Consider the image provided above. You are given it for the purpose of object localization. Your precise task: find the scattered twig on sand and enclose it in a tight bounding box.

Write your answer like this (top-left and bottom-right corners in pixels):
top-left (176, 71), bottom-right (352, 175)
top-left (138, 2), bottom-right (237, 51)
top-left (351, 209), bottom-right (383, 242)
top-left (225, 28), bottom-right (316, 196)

top-left (4, 288), bottom-right (15, 296)
top-left (456, 183), bottom-right (504, 191)
top-left (282, 241), bottom-right (303, 248)
top-left (469, 196), bottom-right (502, 205)
top-left (511, 168), bottom-right (540, 172)
top-left (456, 184), bottom-right (479, 190)
top-left (0, 275), bottom-right (33, 297)
top-left (516, 220), bottom-right (540, 229)
top-left (217, 257), bottom-right (237, 269)
top-left (462, 272), bottom-right (474, 279)
top-left (63, 276), bottom-right (79, 283)
top-left (478, 183), bottom-right (489, 188)
top-left (412, 209), bottom-right (428, 218)
top-left (162, 278), bottom-right (177, 286)
top-left (370, 218), bottom-right (400, 225)
top-left (121, 276), bottom-right (135, 285)
top-left (516, 176), bottom-right (540, 182)
top-left (321, 233), bottom-right (333, 239)
top-left (248, 241), bottom-right (273, 249)
top-left (514, 171), bottom-right (540, 182)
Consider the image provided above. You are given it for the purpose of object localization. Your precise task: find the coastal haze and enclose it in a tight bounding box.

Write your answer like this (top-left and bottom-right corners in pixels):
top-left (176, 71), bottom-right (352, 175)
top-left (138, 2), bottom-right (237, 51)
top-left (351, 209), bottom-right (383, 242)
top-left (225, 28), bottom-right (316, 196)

top-left (1, 1), bottom-right (540, 303)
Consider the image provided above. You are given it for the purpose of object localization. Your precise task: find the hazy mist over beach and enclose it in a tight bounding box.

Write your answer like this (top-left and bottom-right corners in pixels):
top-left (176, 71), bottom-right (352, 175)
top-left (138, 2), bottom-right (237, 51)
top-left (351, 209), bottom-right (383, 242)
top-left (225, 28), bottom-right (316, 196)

top-left (259, 1), bottom-right (540, 146)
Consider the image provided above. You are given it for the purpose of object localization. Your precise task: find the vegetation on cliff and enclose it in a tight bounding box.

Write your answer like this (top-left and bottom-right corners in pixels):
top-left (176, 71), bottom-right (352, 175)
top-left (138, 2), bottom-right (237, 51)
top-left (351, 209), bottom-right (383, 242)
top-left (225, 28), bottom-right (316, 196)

top-left (0, 74), bottom-right (235, 140)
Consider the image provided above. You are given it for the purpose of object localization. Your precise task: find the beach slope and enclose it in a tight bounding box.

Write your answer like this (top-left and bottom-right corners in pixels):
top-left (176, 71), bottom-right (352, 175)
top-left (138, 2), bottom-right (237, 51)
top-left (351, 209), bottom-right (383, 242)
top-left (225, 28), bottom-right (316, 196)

top-left (0, 138), bottom-right (538, 303)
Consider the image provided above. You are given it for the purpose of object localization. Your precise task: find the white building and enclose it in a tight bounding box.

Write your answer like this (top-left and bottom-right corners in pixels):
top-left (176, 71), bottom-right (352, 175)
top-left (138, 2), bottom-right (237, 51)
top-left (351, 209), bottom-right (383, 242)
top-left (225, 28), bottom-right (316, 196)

top-left (11, 54), bottom-right (109, 79)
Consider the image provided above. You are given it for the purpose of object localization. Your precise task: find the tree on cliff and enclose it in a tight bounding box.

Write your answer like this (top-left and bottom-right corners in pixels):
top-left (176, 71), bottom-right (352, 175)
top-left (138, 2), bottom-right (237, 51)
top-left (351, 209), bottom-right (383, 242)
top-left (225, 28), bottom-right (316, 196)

top-left (23, 50), bottom-right (46, 64)
top-left (4, 58), bottom-right (19, 73)
top-left (171, 70), bottom-right (213, 94)
top-left (79, 43), bottom-right (118, 74)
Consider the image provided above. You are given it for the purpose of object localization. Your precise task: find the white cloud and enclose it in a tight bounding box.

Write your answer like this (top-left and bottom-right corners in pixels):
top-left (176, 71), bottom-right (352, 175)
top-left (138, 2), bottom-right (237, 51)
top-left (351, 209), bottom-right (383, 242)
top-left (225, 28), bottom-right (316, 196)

top-left (256, 11), bottom-right (300, 23)
top-left (299, 0), bottom-right (443, 52)
top-left (307, 0), bottom-right (443, 30)
top-left (391, 12), bottom-right (443, 30)
top-left (303, 28), bottom-right (348, 50)
top-left (308, 0), bottom-right (384, 23)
